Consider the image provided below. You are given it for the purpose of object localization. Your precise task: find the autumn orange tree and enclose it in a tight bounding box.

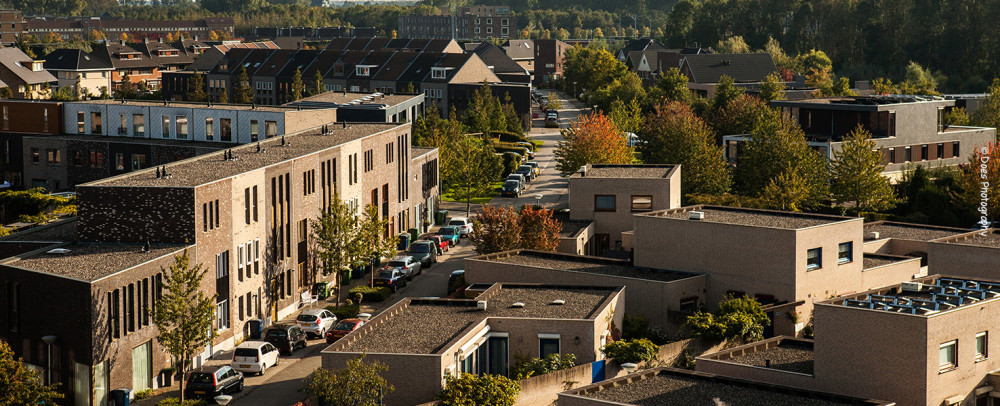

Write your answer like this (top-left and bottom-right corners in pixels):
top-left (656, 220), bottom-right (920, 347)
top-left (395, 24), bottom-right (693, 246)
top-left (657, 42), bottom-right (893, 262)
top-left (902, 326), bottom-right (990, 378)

top-left (639, 101), bottom-right (731, 197)
top-left (957, 142), bottom-right (1000, 222)
top-left (470, 205), bottom-right (522, 255)
top-left (555, 111), bottom-right (634, 176)
top-left (519, 205), bottom-right (561, 252)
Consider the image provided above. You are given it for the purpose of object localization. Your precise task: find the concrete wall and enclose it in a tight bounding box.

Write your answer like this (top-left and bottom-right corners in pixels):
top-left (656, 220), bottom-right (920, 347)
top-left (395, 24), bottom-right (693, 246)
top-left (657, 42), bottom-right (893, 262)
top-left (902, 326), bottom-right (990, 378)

top-left (557, 222), bottom-right (594, 256)
top-left (860, 256), bottom-right (921, 290)
top-left (322, 351), bottom-right (445, 405)
top-left (927, 239), bottom-right (1000, 280)
top-left (515, 361), bottom-right (593, 406)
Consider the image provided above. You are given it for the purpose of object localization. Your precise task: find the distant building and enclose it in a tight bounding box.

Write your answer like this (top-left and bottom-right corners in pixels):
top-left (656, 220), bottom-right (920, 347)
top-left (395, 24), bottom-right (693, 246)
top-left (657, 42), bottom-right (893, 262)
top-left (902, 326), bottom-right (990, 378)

top-left (533, 38), bottom-right (568, 87)
top-left (0, 9), bottom-right (25, 45)
top-left (25, 16), bottom-right (234, 42)
top-left (398, 5), bottom-right (514, 40)
top-left (680, 53), bottom-right (777, 97)
top-left (469, 41), bottom-right (530, 84)
top-left (43, 48), bottom-right (114, 98)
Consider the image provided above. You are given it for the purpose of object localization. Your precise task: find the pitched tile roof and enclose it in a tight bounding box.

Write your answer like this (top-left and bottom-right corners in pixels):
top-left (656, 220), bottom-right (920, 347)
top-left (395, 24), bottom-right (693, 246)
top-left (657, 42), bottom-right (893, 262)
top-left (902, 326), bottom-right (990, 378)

top-left (0, 47), bottom-right (57, 85)
top-left (42, 48), bottom-right (112, 71)
top-left (681, 53), bottom-right (777, 83)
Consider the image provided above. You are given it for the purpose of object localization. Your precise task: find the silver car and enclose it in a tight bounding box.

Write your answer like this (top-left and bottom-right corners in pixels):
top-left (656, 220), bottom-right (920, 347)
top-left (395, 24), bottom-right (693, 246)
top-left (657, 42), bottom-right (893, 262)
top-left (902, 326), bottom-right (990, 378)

top-left (386, 256), bottom-right (422, 280)
top-left (296, 308), bottom-right (337, 338)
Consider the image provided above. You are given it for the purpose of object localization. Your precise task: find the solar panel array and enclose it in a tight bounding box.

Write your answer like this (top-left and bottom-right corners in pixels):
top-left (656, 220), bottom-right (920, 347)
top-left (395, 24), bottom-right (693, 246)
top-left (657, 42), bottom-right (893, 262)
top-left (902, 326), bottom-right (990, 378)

top-left (841, 278), bottom-right (1000, 315)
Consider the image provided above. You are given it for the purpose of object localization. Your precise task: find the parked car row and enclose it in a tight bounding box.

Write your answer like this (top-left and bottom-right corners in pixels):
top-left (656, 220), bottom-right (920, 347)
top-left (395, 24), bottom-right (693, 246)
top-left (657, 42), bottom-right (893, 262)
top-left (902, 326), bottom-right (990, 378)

top-left (544, 110), bottom-right (559, 128)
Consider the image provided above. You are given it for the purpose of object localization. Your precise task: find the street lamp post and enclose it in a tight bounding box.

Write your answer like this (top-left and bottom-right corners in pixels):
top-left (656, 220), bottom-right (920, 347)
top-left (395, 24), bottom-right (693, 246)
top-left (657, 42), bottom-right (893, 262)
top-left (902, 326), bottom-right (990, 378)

top-left (572, 81), bottom-right (578, 99)
top-left (41, 335), bottom-right (56, 386)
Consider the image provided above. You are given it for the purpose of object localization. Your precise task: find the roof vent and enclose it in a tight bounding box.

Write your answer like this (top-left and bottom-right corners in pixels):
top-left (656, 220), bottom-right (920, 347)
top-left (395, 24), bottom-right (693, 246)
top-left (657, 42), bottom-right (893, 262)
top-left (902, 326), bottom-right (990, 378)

top-left (550, 299), bottom-right (565, 305)
top-left (477, 300), bottom-right (487, 310)
top-left (867, 231), bottom-right (881, 240)
top-left (511, 302), bottom-right (525, 308)
top-left (689, 211), bottom-right (705, 220)
top-left (47, 248), bottom-right (71, 254)
top-left (901, 282), bottom-right (923, 292)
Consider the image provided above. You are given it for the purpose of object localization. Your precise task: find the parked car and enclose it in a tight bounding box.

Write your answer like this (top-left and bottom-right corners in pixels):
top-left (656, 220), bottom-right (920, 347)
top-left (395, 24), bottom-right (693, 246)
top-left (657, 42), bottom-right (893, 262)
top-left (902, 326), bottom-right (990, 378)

top-left (514, 142), bottom-right (535, 159)
top-left (437, 226), bottom-right (460, 246)
top-left (373, 268), bottom-right (408, 292)
top-left (409, 240), bottom-right (438, 266)
top-left (424, 235), bottom-right (449, 254)
top-left (447, 270), bottom-right (467, 297)
top-left (501, 180), bottom-right (523, 197)
top-left (296, 308), bottom-right (338, 338)
top-left (515, 165), bottom-right (535, 181)
top-left (386, 255), bottom-right (421, 280)
top-left (231, 341), bottom-right (280, 376)
top-left (506, 173), bottom-right (527, 186)
top-left (448, 217), bottom-right (474, 237)
top-left (184, 366), bottom-right (244, 400)
top-left (544, 113), bottom-right (559, 128)
top-left (624, 132), bottom-right (640, 147)
top-left (524, 161), bottom-right (540, 176)
top-left (264, 324), bottom-right (308, 355)
top-left (325, 318), bottom-right (366, 344)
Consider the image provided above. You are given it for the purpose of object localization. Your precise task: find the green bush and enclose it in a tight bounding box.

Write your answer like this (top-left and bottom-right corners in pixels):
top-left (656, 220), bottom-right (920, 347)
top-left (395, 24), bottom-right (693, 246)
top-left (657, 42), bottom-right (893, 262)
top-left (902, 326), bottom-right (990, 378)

top-left (156, 398), bottom-right (209, 406)
top-left (622, 314), bottom-right (671, 345)
top-left (133, 389), bottom-right (155, 400)
top-left (489, 131), bottom-right (527, 143)
top-left (327, 304), bottom-right (360, 320)
top-left (494, 145), bottom-right (528, 159)
top-left (501, 152), bottom-right (522, 176)
top-left (600, 338), bottom-right (659, 364)
top-left (510, 353), bottom-right (576, 379)
top-left (436, 373), bottom-right (520, 406)
top-left (348, 286), bottom-right (391, 302)
top-left (683, 295), bottom-right (770, 342)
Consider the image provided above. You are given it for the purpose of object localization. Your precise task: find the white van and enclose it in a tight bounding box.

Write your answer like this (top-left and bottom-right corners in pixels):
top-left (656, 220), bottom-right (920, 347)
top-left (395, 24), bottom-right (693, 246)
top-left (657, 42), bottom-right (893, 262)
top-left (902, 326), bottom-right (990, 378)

top-left (231, 341), bottom-right (280, 376)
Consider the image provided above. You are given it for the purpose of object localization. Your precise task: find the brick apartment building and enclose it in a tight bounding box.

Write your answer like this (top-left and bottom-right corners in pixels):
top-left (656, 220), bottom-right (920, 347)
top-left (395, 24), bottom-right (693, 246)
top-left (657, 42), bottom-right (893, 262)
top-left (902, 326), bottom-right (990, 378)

top-left (0, 9), bottom-right (25, 45)
top-left (0, 99), bottom-right (62, 189)
top-left (25, 16), bottom-right (234, 42)
top-left (398, 5), bottom-right (515, 41)
top-left (725, 96), bottom-right (996, 179)
top-left (533, 39), bottom-right (568, 87)
top-left (696, 274), bottom-right (1000, 406)
top-left (0, 120), bottom-right (439, 405)
top-left (322, 283), bottom-right (624, 404)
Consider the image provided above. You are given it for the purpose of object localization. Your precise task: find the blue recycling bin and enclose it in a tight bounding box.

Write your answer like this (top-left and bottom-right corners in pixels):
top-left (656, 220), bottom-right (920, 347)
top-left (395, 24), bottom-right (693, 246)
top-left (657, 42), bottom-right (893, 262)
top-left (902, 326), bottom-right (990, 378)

top-left (109, 388), bottom-right (130, 406)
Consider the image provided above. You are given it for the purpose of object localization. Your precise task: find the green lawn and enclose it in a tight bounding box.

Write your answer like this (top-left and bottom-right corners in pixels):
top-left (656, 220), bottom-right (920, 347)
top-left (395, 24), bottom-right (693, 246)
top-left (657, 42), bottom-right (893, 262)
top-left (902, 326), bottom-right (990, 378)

top-left (530, 140), bottom-right (544, 149)
top-left (440, 181), bottom-right (505, 205)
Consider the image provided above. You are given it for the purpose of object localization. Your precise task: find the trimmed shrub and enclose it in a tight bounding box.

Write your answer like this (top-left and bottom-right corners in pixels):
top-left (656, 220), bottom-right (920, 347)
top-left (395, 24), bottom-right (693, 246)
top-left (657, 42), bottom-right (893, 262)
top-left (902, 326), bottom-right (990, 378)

top-left (156, 398), bottom-right (209, 406)
top-left (600, 338), bottom-right (659, 364)
top-left (348, 286), bottom-right (392, 302)
top-left (501, 152), bottom-right (522, 176)
top-left (436, 373), bottom-right (519, 406)
top-left (511, 353), bottom-right (576, 379)
top-left (327, 304), bottom-right (360, 320)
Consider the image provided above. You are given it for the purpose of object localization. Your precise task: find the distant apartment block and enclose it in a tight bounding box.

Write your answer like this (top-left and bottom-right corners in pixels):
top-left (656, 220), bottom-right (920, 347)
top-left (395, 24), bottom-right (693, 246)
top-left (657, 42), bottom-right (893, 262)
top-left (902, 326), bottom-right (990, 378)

top-left (533, 39), bottom-right (568, 87)
top-left (725, 96), bottom-right (997, 179)
top-left (0, 9), bottom-right (25, 45)
top-left (25, 16), bottom-right (234, 42)
top-left (697, 275), bottom-right (1000, 406)
top-left (398, 5), bottom-right (514, 40)
top-left (0, 121), bottom-right (439, 405)
top-left (322, 283), bottom-right (623, 404)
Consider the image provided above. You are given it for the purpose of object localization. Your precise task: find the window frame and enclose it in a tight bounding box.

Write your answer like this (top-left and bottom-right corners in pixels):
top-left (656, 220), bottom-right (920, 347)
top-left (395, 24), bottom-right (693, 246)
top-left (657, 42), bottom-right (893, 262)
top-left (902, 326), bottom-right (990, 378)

top-left (940, 340), bottom-right (957, 371)
top-left (838, 242), bottom-right (853, 264)
top-left (976, 332), bottom-right (988, 361)
top-left (806, 247), bottom-right (822, 270)
top-left (630, 195), bottom-right (653, 212)
top-left (539, 334), bottom-right (560, 358)
top-left (594, 195), bottom-right (616, 212)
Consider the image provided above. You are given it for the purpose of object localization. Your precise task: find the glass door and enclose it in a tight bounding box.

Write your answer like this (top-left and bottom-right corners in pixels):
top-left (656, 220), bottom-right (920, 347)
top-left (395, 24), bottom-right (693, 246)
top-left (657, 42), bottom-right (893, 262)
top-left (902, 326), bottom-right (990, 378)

top-left (488, 337), bottom-right (508, 376)
top-left (73, 362), bottom-right (89, 406)
top-left (132, 341), bottom-right (151, 391)
top-left (94, 361), bottom-right (108, 406)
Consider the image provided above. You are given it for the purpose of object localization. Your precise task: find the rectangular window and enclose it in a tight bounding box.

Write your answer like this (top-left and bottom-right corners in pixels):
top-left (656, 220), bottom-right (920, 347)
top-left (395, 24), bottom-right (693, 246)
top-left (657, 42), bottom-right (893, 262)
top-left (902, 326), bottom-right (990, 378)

top-left (133, 114), bottom-right (144, 137)
top-left (539, 335), bottom-right (560, 358)
top-left (176, 116), bottom-right (188, 139)
top-left (921, 144), bottom-right (929, 160)
top-left (2, 106), bottom-right (7, 129)
top-left (940, 340), bottom-right (957, 370)
top-left (265, 121), bottom-right (277, 138)
top-left (162, 115), bottom-right (170, 138)
top-left (216, 251), bottom-right (229, 278)
top-left (807, 247), bottom-right (822, 270)
top-left (238, 296), bottom-right (244, 321)
top-left (203, 203), bottom-right (208, 232)
top-left (221, 118), bottom-right (232, 142)
top-left (237, 245), bottom-right (244, 282)
top-left (131, 154), bottom-right (146, 170)
top-left (937, 143), bottom-right (945, 159)
top-left (206, 118), bottom-right (214, 140)
top-left (904, 146), bottom-right (911, 162)
top-left (252, 186), bottom-right (259, 222)
top-left (245, 242), bottom-right (252, 279)
top-left (47, 149), bottom-right (61, 164)
top-left (215, 199), bottom-right (220, 229)
top-left (977, 332), bottom-right (988, 360)
top-left (888, 147), bottom-right (896, 164)
top-left (91, 112), bottom-right (102, 134)
top-left (630, 195), bottom-right (652, 212)
top-left (31, 148), bottom-right (39, 163)
top-left (838, 242), bottom-right (853, 264)
top-left (216, 300), bottom-right (229, 330)
top-left (116, 153), bottom-right (124, 170)
top-left (250, 120), bottom-right (259, 142)
top-left (954, 142), bottom-right (960, 158)
top-left (245, 188), bottom-right (251, 225)
top-left (6, 282), bottom-right (18, 332)
top-left (594, 195), bottom-right (616, 212)
top-left (77, 111), bottom-right (85, 133)
top-left (254, 239), bottom-right (260, 274)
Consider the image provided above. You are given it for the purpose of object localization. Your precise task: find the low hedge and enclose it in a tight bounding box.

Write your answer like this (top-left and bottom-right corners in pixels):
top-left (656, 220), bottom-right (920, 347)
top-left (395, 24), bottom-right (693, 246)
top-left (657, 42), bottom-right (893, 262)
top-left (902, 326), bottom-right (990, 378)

top-left (488, 131), bottom-right (527, 143)
top-left (326, 304), bottom-right (360, 320)
top-left (494, 145), bottom-right (528, 158)
top-left (348, 285), bottom-right (392, 302)
top-left (156, 398), bottom-right (209, 406)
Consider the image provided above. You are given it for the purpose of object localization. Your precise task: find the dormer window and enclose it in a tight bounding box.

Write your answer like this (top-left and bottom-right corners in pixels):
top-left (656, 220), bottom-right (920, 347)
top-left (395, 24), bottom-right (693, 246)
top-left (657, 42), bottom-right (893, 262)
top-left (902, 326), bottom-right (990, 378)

top-left (356, 65), bottom-right (375, 77)
top-left (431, 67), bottom-right (453, 79)
top-left (30, 61), bottom-right (43, 72)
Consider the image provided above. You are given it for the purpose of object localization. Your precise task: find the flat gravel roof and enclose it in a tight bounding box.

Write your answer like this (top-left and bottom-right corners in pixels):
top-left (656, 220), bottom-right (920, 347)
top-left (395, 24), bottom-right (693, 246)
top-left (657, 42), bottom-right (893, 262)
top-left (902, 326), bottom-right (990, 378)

top-left (339, 286), bottom-right (614, 354)
top-left (941, 230), bottom-right (1000, 248)
top-left (9, 243), bottom-right (187, 282)
top-left (653, 206), bottom-right (852, 230)
top-left (85, 123), bottom-right (402, 188)
top-left (726, 342), bottom-right (815, 375)
top-left (575, 164), bottom-right (676, 179)
top-left (487, 252), bottom-right (697, 283)
top-left (864, 222), bottom-right (967, 241)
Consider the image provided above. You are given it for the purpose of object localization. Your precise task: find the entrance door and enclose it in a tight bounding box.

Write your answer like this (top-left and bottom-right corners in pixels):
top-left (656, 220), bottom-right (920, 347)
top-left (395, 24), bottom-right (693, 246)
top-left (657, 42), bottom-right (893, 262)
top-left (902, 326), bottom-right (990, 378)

top-left (93, 361), bottom-right (108, 406)
top-left (132, 341), bottom-right (151, 391)
top-left (764, 311), bottom-right (775, 338)
top-left (487, 337), bottom-right (508, 376)
top-left (73, 362), bottom-right (89, 406)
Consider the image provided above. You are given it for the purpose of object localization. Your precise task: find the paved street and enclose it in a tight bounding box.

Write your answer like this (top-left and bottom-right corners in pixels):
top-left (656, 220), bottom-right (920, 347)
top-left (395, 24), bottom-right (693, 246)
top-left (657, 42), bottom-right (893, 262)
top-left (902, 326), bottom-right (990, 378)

top-left (138, 92), bottom-right (585, 406)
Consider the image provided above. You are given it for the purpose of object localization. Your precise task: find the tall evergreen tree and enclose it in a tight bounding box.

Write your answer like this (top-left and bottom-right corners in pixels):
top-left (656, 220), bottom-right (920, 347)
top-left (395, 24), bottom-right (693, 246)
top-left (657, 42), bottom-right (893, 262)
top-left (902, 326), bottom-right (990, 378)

top-left (291, 68), bottom-right (304, 102)
top-left (115, 72), bottom-right (137, 99)
top-left (830, 126), bottom-right (897, 213)
top-left (187, 70), bottom-right (206, 102)
top-left (153, 250), bottom-right (216, 403)
top-left (313, 70), bottom-right (325, 96)
top-left (217, 87), bottom-right (228, 104)
top-left (232, 66), bottom-right (254, 104)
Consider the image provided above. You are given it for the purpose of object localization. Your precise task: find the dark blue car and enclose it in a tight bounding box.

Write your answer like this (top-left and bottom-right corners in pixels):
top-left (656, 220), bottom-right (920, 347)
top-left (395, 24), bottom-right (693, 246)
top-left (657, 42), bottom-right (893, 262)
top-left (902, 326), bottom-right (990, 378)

top-left (373, 269), bottom-right (407, 292)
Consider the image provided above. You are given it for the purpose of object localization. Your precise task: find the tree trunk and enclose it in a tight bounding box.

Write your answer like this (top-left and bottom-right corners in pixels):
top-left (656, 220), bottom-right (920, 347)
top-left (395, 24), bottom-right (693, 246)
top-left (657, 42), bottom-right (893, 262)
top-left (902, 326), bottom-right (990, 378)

top-left (178, 355), bottom-right (186, 402)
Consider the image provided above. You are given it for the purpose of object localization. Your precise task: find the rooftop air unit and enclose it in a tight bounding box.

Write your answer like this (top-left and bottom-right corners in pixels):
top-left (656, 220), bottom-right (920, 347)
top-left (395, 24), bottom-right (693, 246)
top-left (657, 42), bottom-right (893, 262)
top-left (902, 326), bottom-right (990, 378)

top-left (901, 282), bottom-right (923, 292)
top-left (867, 231), bottom-right (881, 240)
top-left (46, 248), bottom-right (71, 254)
top-left (477, 301), bottom-right (487, 310)
top-left (550, 299), bottom-right (566, 305)
top-left (689, 211), bottom-right (705, 220)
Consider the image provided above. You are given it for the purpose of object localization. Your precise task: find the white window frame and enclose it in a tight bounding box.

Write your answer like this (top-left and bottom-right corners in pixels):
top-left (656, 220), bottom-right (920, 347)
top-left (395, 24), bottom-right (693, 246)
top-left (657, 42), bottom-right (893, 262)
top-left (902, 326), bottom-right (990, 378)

top-left (940, 340), bottom-right (957, 371)
top-left (976, 332), bottom-right (988, 361)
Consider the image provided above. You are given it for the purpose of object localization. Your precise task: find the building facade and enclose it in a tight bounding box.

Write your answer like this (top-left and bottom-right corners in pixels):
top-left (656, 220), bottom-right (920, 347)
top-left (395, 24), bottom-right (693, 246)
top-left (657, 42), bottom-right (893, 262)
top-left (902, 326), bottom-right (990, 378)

top-left (398, 5), bottom-right (514, 40)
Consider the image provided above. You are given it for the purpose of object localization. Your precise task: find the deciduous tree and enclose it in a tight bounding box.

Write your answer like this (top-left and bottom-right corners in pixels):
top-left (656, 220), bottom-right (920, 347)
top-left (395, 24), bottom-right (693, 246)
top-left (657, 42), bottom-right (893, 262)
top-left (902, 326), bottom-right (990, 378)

top-left (684, 295), bottom-right (770, 342)
top-left (758, 72), bottom-right (786, 102)
top-left (302, 355), bottom-right (394, 406)
top-left (607, 98), bottom-right (644, 134)
top-left (153, 250), bottom-right (216, 403)
top-left (444, 134), bottom-right (502, 216)
top-left (958, 142), bottom-right (1000, 223)
top-left (0, 339), bottom-right (62, 406)
top-left (518, 205), bottom-right (561, 252)
top-left (972, 79), bottom-right (1000, 129)
top-left (470, 205), bottom-right (522, 254)
top-left (115, 72), bottom-right (137, 99)
top-left (555, 112), bottom-right (634, 176)
top-left (657, 67), bottom-right (691, 104)
top-left (311, 195), bottom-right (362, 306)
top-left (356, 204), bottom-right (397, 287)
top-left (712, 75), bottom-right (743, 111)
top-left (831, 126), bottom-right (897, 213)
top-left (639, 101), bottom-right (731, 197)
top-left (898, 61), bottom-right (940, 95)
top-left (735, 116), bottom-right (829, 211)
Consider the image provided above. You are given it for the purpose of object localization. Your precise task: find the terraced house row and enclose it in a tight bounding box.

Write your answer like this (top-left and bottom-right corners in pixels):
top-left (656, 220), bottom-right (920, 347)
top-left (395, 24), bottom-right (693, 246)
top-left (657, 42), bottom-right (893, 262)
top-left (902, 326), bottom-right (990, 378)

top-left (0, 119), bottom-right (439, 405)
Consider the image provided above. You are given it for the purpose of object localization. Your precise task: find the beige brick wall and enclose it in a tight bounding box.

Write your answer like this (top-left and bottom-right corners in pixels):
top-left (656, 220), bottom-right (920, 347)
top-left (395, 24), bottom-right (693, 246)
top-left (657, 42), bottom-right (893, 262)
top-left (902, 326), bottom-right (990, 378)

top-left (568, 168), bottom-right (680, 245)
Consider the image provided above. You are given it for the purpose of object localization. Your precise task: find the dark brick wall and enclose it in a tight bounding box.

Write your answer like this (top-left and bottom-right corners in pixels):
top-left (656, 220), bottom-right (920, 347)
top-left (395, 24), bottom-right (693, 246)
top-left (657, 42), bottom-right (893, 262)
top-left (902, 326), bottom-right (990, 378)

top-left (67, 140), bottom-right (111, 187)
top-left (77, 186), bottom-right (196, 244)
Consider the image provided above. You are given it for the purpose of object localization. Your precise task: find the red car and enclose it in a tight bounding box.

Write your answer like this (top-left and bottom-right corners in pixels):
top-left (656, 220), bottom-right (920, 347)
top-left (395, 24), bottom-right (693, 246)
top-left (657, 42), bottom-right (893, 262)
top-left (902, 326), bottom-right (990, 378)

top-left (424, 235), bottom-right (449, 253)
top-left (325, 319), bottom-right (365, 344)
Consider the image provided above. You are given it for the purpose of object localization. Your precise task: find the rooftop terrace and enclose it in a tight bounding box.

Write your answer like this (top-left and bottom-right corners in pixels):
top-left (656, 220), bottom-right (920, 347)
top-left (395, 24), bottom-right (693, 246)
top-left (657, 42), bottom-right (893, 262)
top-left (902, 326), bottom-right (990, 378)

top-left (84, 123), bottom-right (403, 188)
top-left (572, 164), bottom-right (678, 179)
top-left (290, 91), bottom-right (420, 107)
top-left (648, 206), bottom-right (856, 230)
top-left (936, 229), bottom-right (1000, 248)
top-left (565, 367), bottom-right (889, 406)
top-left (863, 221), bottom-right (969, 242)
top-left (336, 284), bottom-right (618, 354)
top-left (4, 242), bottom-right (188, 282)
top-left (478, 250), bottom-right (699, 283)
top-left (70, 99), bottom-right (307, 113)
top-left (829, 275), bottom-right (1000, 315)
